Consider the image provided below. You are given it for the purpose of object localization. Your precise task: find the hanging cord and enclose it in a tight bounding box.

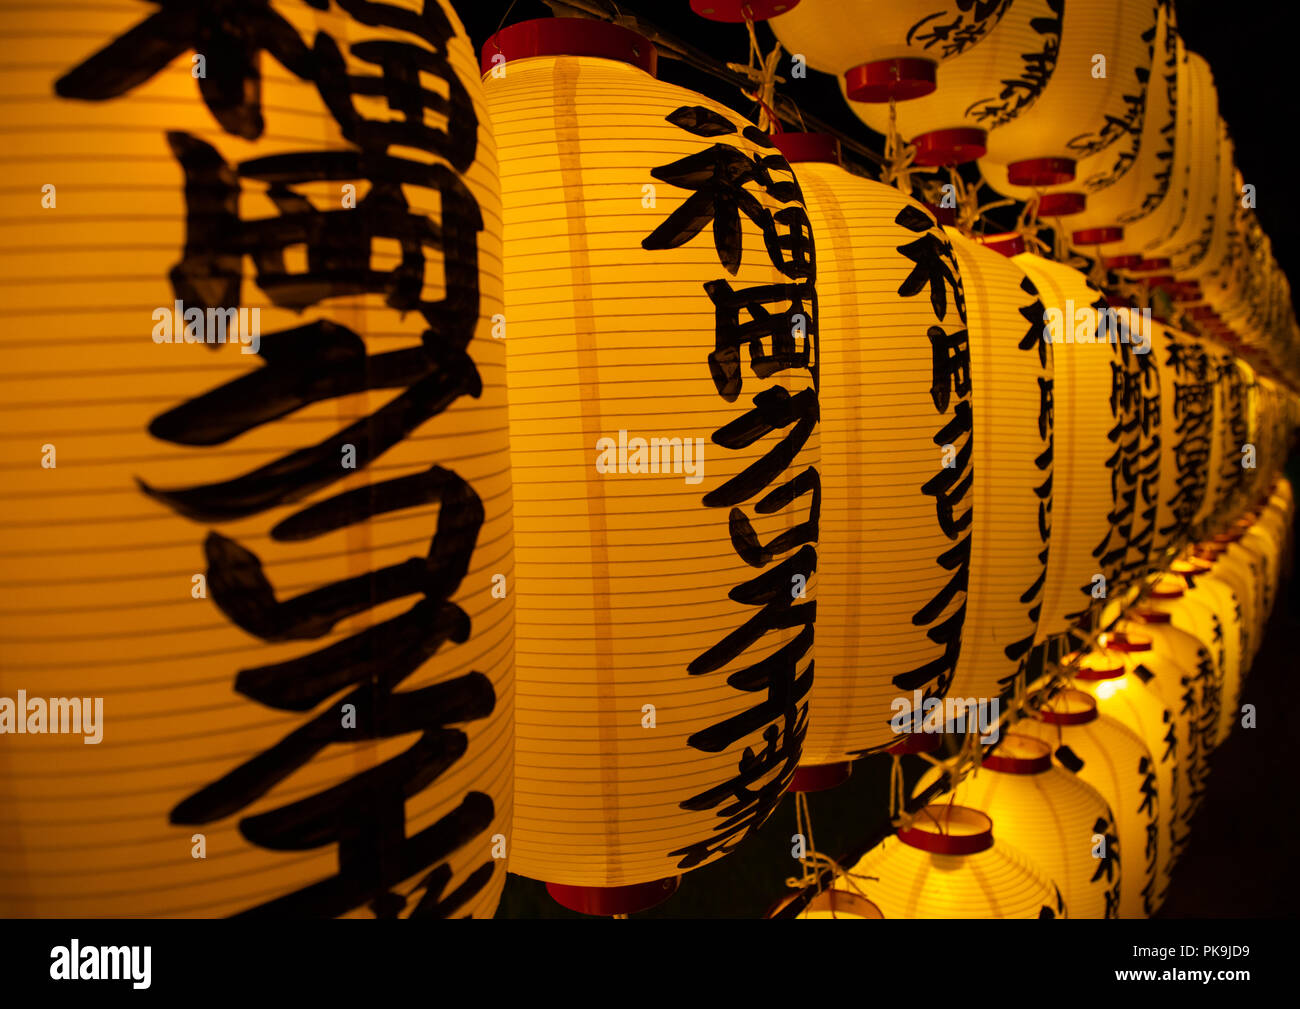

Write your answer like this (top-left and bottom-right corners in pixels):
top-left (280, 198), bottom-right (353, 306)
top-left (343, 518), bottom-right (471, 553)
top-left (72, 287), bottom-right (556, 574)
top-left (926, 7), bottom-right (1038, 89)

top-left (725, 16), bottom-right (785, 132)
top-left (926, 164), bottom-right (1018, 235)
top-left (881, 98), bottom-right (920, 195)
top-left (1010, 192), bottom-right (1051, 256)
top-left (1055, 229), bottom-right (1105, 284)
top-left (784, 791), bottom-right (878, 915)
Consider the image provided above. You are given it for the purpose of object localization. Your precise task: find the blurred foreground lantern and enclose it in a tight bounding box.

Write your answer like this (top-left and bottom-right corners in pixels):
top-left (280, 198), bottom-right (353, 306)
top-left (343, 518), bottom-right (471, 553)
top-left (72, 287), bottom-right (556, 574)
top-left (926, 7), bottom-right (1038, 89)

top-left (1018, 689), bottom-right (1162, 917)
top-left (485, 20), bottom-right (820, 909)
top-left (0, 0), bottom-right (515, 917)
top-left (770, 134), bottom-right (971, 771)
top-left (917, 733), bottom-right (1120, 917)
top-left (845, 804), bottom-right (1066, 918)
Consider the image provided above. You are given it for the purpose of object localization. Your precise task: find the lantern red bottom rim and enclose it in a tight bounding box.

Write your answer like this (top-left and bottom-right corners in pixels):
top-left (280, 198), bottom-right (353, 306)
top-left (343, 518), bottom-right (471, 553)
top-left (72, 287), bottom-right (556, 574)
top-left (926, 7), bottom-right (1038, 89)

top-left (1037, 191), bottom-right (1086, 216)
top-left (789, 760), bottom-right (854, 792)
top-left (845, 58), bottom-right (936, 102)
top-left (688, 0), bottom-right (799, 21)
top-left (545, 877), bottom-right (680, 916)
top-left (1074, 226), bottom-right (1123, 245)
top-left (1007, 156), bottom-right (1076, 186)
top-left (910, 127), bottom-right (987, 166)
top-left (977, 231), bottom-right (1026, 257)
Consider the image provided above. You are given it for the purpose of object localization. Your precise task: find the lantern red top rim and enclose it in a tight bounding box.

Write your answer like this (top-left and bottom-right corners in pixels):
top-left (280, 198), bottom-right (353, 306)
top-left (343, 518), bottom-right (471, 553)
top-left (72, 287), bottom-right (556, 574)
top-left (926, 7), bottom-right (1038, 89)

top-left (982, 733), bottom-right (1052, 774)
top-left (768, 131), bottom-right (843, 165)
top-left (977, 232), bottom-right (1025, 257)
top-left (898, 804), bottom-right (994, 855)
top-left (689, 0), bottom-right (801, 22)
top-left (1039, 689), bottom-right (1099, 726)
top-left (481, 18), bottom-right (657, 77)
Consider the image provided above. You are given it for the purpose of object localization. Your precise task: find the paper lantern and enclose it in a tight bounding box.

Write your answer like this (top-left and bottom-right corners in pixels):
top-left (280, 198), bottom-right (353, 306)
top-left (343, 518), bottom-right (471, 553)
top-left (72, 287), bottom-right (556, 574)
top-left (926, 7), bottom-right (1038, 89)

top-left (1139, 54), bottom-right (1220, 261)
top-left (0, 0), bottom-right (515, 918)
top-left (1010, 252), bottom-right (1134, 636)
top-left (484, 21), bottom-right (820, 906)
top-left (1177, 122), bottom-right (1235, 285)
top-left (1098, 626), bottom-right (1208, 841)
top-left (1041, 1), bottom-right (1178, 249)
top-left (934, 230), bottom-right (1052, 704)
top-left (839, 0), bottom-right (1065, 165)
top-left (1151, 559), bottom-right (1244, 748)
top-left (1209, 347), bottom-right (1252, 521)
top-left (843, 804), bottom-right (1067, 918)
top-left (770, 0), bottom-right (1010, 101)
top-left (1068, 647), bottom-right (1180, 878)
top-left (767, 135), bottom-right (971, 771)
top-left (916, 733), bottom-right (1120, 917)
top-left (981, 0), bottom-right (1160, 201)
top-left (1151, 326), bottom-right (1218, 549)
top-left (1192, 537), bottom-right (1263, 671)
top-left (1111, 614), bottom-right (1219, 793)
top-left (1018, 689), bottom-right (1163, 917)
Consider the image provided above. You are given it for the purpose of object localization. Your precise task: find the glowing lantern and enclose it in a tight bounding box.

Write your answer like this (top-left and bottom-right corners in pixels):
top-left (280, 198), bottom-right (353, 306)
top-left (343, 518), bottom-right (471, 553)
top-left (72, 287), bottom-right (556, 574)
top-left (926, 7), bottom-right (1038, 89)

top-left (843, 804), bottom-right (1067, 918)
top-left (1193, 539), bottom-right (1262, 670)
top-left (768, 134), bottom-right (971, 772)
top-left (916, 733), bottom-right (1120, 917)
top-left (1009, 252), bottom-right (1131, 637)
top-left (1039, 1), bottom-right (1178, 252)
top-left (1095, 628), bottom-right (1205, 849)
top-left (1150, 326), bottom-right (1218, 553)
top-left (839, 0), bottom-right (1066, 165)
top-left (1068, 647), bottom-right (1180, 879)
top-left (484, 21), bottom-right (820, 910)
top-left (1177, 122), bottom-right (1236, 286)
top-left (0, 0), bottom-right (515, 918)
top-left (1018, 689), bottom-right (1162, 917)
top-left (931, 229), bottom-right (1053, 704)
top-left (1150, 559), bottom-right (1244, 748)
top-left (1109, 618), bottom-right (1217, 809)
top-left (1140, 54), bottom-right (1220, 261)
top-left (770, 0), bottom-right (1010, 102)
top-left (981, 0), bottom-right (1160, 207)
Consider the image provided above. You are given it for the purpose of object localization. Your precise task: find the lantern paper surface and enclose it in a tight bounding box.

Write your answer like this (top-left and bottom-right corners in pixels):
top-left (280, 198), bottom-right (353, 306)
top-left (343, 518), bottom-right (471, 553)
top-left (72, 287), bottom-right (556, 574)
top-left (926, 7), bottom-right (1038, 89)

top-left (769, 0), bottom-right (1008, 77)
top-left (487, 39), bottom-right (820, 886)
top-left (940, 230), bottom-right (1052, 705)
top-left (840, 0), bottom-right (1064, 161)
top-left (1099, 629), bottom-right (1205, 852)
top-left (1151, 562), bottom-right (1243, 748)
top-left (0, 0), bottom-right (515, 918)
top-left (982, 0), bottom-right (1159, 191)
top-left (1070, 655), bottom-right (1180, 882)
top-left (1012, 254), bottom-right (1123, 637)
top-left (791, 159), bottom-right (972, 763)
top-left (1150, 326), bottom-right (1218, 548)
top-left (916, 733), bottom-right (1120, 918)
top-left (846, 804), bottom-right (1067, 919)
top-left (1018, 690), bottom-right (1162, 917)
top-left (1057, 1), bottom-right (1178, 230)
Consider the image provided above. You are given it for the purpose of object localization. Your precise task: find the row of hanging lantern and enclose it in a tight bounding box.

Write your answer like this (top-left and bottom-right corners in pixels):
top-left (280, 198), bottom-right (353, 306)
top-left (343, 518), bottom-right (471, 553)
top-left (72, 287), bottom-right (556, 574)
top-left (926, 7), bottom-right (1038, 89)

top-left (1, 0), bottom-right (1297, 921)
top-left (813, 477), bottom-right (1293, 919)
top-left (774, 0), bottom-right (1299, 387)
